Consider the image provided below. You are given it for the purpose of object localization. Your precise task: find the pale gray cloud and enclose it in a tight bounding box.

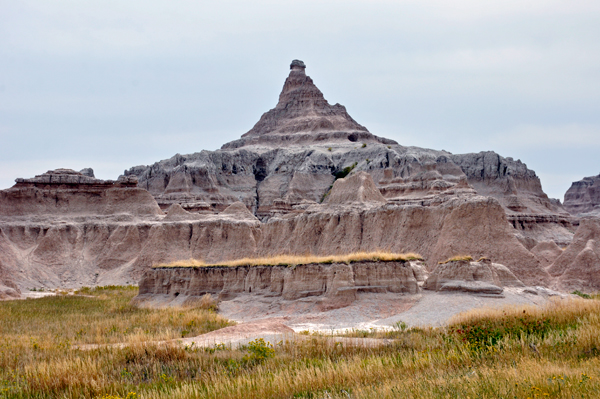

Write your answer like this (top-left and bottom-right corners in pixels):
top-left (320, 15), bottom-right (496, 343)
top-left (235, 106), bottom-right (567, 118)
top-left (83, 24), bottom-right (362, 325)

top-left (1, 0), bottom-right (599, 200)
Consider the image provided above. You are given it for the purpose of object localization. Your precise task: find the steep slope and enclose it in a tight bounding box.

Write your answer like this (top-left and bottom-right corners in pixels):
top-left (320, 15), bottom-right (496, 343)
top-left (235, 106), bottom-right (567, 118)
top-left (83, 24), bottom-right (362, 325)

top-left (0, 60), bottom-right (580, 292)
top-left (0, 169), bottom-right (162, 217)
top-left (124, 60), bottom-right (572, 248)
top-left (548, 218), bottom-right (600, 292)
top-left (563, 174), bottom-right (600, 216)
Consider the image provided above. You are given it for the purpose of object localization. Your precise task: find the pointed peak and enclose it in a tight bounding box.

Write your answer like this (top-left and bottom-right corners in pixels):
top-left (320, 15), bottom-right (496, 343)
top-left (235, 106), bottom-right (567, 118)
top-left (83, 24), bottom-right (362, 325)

top-left (221, 61), bottom-right (397, 149)
top-left (243, 60), bottom-right (367, 136)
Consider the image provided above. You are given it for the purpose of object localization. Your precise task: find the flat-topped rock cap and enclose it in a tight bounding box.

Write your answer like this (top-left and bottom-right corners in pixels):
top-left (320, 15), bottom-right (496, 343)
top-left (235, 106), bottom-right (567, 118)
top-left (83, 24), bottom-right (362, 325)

top-left (290, 59), bottom-right (306, 69)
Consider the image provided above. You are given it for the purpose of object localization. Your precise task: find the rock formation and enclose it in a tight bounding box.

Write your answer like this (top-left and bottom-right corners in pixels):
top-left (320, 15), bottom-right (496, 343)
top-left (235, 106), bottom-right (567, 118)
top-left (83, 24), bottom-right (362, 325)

top-left (563, 174), bottom-right (600, 216)
top-left (123, 61), bottom-right (573, 250)
top-left (0, 60), bottom-right (591, 295)
top-left (530, 241), bottom-right (564, 267)
top-left (424, 258), bottom-right (524, 295)
top-left (0, 169), bottom-right (553, 291)
top-left (222, 60), bottom-right (392, 149)
top-left (547, 219), bottom-right (600, 292)
top-left (134, 260), bottom-right (426, 309)
top-left (325, 171), bottom-right (386, 205)
top-left (0, 169), bottom-right (162, 216)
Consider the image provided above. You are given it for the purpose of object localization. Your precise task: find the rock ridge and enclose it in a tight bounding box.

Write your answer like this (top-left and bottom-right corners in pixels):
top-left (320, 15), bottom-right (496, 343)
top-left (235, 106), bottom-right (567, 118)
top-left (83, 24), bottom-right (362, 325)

top-left (563, 174), bottom-right (600, 216)
top-left (134, 260), bottom-right (426, 310)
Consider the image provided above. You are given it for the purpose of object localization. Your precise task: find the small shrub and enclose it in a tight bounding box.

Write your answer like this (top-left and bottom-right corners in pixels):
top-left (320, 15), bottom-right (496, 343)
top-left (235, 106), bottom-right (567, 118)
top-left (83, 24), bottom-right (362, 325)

top-left (327, 147), bottom-right (332, 152)
top-left (334, 162), bottom-right (357, 180)
top-left (393, 321), bottom-right (408, 332)
top-left (183, 293), bottom-right (218, 311)
top-left (361, 143), bottom-right (367, 148)
top-left (572, 290), bottom-right (592, 299)
top-left (244, 338), bottom-right (275, 364)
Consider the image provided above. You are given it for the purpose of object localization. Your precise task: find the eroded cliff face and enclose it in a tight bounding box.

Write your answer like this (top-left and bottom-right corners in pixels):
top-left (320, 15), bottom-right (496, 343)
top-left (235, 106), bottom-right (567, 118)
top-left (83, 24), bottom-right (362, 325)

top-left (123, 62), bottom-right (573, 250)
top-left (563, 174), bottom-right (600, 216)
top-left (134, 260), bottom-right (426, 310)
top-left (0, 170), bottom-right (552, 292)
top-left (0, 169), bottom-right (162, 217)
top-left (0, 60), bottom-right (589, 296)
top-left (547, 218), bottom-right (600, 292)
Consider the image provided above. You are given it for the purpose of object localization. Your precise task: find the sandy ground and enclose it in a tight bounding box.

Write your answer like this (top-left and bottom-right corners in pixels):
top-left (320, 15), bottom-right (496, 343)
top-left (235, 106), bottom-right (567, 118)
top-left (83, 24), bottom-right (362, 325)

top-left (218, 287), bottom-right (563, 333)
top-left (174, 286), bottom-right (571, 348)
top-left (72, 286), bottom-right (575, 350)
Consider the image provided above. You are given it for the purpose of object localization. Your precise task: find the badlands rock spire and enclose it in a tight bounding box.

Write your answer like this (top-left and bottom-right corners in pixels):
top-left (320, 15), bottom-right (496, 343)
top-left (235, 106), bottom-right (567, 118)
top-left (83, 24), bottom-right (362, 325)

top-left (4, 58), bottom-right (598, 297)
top-left (222, 59), bottom-right (395, 148)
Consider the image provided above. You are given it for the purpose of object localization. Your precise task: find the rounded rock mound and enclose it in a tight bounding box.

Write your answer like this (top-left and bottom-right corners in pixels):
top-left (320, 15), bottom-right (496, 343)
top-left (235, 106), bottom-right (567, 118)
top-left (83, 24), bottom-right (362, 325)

top-left (325, 171), bottom-right (387, 205)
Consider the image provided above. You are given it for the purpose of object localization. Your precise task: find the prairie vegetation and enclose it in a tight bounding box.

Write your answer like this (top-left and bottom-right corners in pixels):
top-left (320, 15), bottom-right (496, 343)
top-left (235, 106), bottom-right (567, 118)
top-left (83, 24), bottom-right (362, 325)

top-left (157, 251), bottom-right (424, 268)
top-left (1, 287), bottom-right (599, 398)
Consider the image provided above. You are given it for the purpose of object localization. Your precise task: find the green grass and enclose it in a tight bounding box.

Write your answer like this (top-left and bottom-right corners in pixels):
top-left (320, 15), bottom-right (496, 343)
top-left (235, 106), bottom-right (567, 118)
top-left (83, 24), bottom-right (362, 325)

top-left (1, 289), bottom-right (600, 398)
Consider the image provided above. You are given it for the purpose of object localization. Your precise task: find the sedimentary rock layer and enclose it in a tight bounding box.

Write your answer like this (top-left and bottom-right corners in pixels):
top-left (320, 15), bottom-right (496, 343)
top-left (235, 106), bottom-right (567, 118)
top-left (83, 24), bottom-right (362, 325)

top-left (548, 218), bottom-right (600, 292)
top-left (134, 260), bottom-right (425, 309)
top-left (563, 174), bottom-right (600, 216)
top-left (424, 258), bottom-right (524, 295)
top-left (0, 169), bottom-right (556, 292)
top-left (0, 169), bottom-right (161, 217)
top-left (122, 61), bottom-right (572, 250)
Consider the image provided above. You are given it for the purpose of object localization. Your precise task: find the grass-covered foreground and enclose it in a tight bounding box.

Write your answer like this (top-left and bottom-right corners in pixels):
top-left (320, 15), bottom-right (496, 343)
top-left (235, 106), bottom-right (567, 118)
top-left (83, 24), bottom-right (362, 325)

top-left (0, 287), bottom-right (599, 398)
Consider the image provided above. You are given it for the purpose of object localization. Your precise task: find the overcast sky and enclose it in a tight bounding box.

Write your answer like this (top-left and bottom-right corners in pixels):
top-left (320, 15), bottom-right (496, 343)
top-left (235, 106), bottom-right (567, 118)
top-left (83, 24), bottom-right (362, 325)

top-left (1, 0), bottom-right (599, 199)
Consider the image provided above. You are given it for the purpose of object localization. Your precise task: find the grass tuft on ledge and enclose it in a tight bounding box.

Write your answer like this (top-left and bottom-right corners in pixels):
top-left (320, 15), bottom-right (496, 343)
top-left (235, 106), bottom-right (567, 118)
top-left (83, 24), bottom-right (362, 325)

top-left (438, 254), bottom-right (473, 264)
top-left (155, 251), bottom-right (423, 268)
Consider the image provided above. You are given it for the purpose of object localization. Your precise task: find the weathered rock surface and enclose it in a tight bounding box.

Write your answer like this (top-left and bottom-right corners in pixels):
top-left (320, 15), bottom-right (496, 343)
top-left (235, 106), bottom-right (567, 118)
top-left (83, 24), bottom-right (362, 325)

top-left (0, 169), bottom-right (162, 217)
top-left (547, 218), bottom-right (600, 292)
top-left (223, 60), bottom-right (392, 149)
top-left (563, 174), bottom-right (600, 216)
top-left (0, 214), bottom-right (263, 290)
top-left (0, 60), bottom-right (586, 295)
top-left (0, 171), bottom-right (549, 291)
top-left (531, 241), bottom-right (564, 267)
top-left (325, 171), bottom-right (386, 205)
top-left (123, 61), bottom-right (573, 249)
top-left (424, 258), bottom-right (524, 295)
top-left (134, 261), bottom-right (425, 310)
top-left (450, 152), bottom-right (574, 247)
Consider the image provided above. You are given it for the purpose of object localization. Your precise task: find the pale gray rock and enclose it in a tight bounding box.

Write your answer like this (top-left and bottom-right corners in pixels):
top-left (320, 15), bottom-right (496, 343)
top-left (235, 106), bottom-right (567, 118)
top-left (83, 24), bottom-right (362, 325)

top-left (79, 168), bottom-right (95, 178)
top-left (325, 171), bottom-right (386, 205)
top-left (424, 258), bottom-right (524, 295)
top-left (548, 218), bottom-right (600, 292)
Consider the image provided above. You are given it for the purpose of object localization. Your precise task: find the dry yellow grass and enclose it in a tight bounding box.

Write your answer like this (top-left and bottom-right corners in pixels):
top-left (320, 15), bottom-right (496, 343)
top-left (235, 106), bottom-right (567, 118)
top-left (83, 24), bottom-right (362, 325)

top-left (449, 296), bottom-right (600, 326)
top-left (3, 287), bottom-right (600, 398)
top-left (438, 254), bottom-right (473, 264)
top-left (156, 251), bottom-right (424, 268)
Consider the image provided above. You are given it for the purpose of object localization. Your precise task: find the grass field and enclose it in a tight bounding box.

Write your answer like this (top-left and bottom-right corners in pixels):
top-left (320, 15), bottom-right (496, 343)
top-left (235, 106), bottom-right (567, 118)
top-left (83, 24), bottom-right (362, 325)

top-left (1, 287), bottom-right (599, 398)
